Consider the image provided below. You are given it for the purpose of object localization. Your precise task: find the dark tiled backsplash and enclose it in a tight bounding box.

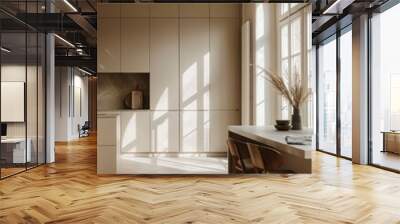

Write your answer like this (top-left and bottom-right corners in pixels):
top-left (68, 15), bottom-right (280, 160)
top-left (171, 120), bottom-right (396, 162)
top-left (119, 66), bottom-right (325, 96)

top-left (97, 73), bottom-right (150, 110)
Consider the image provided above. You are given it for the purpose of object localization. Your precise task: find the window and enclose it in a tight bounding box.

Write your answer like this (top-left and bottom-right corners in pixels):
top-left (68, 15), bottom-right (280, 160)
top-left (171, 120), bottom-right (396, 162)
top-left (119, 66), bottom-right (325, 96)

top-left (280, 24), bottom-right (289, 119)
top-left (340, 29), bottom-right (352, 158)
top-left (316, 25), bottom-right (353, 158)
top-left (318, 37), bottom-right (337, 154)
top-left (280, 4), bottom-right (289, 16)
top-left (307, 10), bottom-right (315, 129)
top-left (278, 13), bottom-right (305, 120)
top-left (370, 3), bottom-right (400, 171)
top-left (291, 17), bottom-right (301, 80)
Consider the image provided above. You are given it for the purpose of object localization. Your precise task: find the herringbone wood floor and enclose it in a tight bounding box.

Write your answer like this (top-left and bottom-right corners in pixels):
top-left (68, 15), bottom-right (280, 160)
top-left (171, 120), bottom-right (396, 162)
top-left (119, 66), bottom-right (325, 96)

top-left (1, 135), bottom-right (400, 224)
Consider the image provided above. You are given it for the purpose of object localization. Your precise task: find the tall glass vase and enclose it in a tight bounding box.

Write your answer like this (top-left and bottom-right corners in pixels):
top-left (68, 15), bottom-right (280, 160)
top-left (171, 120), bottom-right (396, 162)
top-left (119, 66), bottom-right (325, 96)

top-left (291, 107), bottom-right (302, 130)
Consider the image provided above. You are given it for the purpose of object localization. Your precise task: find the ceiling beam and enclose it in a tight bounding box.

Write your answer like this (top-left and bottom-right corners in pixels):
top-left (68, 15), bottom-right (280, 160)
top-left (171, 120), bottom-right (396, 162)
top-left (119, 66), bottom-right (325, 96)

top-left (67, 13), bottom-right (97, 40)
top-left (55, 55), bottom-right (96, 71)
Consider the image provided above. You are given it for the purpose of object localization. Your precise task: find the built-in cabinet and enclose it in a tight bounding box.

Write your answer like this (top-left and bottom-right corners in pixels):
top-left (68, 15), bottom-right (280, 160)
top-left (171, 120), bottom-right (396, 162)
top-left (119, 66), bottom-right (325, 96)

top-left (151, 111), bottom-right (179, 152)
top-left (179, 4), bottom-right (209, 17)
top-left (150, 19), bottom-right (179, 110)
top-left (121, 4), bottom-right (150, 17)
top-left (180, 111), bottom-right (240, 153)
top-left (180, 111), bottom-right (210, 152)
top-left (120, 111), bottom-right (150, 153)
top-left (209, 111), bottom-right (240, 152)
top-left (210, 18), bottom-right (241, 110)
top-left (97, 3), bottom-right (241, 156)
top-left (97, 114), bottom-right (120, 174)
top-left (97, 3), bottom-right (120, 18)
top-left (121, 18), bottom-right (150, 73)
top-left (97, 18), bottom-right (120, 73)
top-left (210, 4), bottom-right (241, 18)
top-left (179, 18), bottom-right (210, 111)
top-left (150, 4), bottom-right (179, 18)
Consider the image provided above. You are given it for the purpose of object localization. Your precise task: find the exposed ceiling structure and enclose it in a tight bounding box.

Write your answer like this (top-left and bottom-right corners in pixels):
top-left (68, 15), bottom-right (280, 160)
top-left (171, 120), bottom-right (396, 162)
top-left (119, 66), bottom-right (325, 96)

top-left (2, 0), bottom-right (395, 73)
top-left (99, 0), bottom-right (308, 2)
top-left (311, 0), bottom-right (391, 44)
top-left (0, 0), bottom-right (97, 74)
top-left (1, 0), bottom-right (313, 74)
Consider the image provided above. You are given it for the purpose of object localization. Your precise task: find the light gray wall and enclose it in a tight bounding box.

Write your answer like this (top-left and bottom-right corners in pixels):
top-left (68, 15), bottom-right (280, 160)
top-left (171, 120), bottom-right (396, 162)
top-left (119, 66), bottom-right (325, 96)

top-left (55, 67), bottom-right (89, 141)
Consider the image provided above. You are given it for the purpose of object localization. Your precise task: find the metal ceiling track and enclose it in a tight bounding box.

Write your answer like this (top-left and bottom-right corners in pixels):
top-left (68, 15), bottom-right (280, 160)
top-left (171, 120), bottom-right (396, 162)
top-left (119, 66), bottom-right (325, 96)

top-left (100, 0), bottom-right (310, 2)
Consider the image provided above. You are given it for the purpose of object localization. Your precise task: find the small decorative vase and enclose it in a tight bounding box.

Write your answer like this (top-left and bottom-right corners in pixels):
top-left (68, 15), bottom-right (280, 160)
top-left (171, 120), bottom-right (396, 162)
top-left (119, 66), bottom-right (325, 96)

top-left (291, 107), bottom-right (302, 130)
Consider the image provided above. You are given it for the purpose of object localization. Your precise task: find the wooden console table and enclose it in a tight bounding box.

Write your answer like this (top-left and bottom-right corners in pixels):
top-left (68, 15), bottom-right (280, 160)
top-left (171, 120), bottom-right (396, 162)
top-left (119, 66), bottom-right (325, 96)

top-left (382, 131), bottom-right (400, 154)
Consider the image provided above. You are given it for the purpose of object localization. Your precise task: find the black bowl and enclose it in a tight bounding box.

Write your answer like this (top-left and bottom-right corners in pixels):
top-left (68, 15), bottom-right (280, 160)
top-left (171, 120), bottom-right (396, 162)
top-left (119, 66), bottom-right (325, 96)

top-left (274, 124), bottom-right (291, 131)
top-left (276, 120), bottom-right (290, 126)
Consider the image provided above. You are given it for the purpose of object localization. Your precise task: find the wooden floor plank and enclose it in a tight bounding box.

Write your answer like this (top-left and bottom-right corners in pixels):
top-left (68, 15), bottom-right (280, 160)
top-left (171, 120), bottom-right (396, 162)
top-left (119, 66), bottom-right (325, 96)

top-left (0, 135), bottom-right (400, 223)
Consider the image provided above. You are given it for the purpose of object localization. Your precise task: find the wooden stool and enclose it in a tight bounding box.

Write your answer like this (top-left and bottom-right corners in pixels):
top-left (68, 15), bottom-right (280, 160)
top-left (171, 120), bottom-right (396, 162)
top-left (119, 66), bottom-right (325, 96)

top-left (247, 143), bottom-right (284, 173)
top-left (227, 138), bottom-right (253, 173)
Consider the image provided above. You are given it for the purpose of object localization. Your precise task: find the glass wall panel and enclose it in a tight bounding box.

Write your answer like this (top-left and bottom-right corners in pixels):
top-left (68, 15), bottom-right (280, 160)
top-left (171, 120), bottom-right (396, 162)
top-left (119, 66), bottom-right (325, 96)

top-left (27, 30), bottom-right (38, 169)
top-left (371, 3), bottom-right (400, 171)
top-left (340, 29), bottom-right (352, 158)
top-left (318, 37), bottom-right (337, 154)
top-left (38, 33), bottom-right (46, 165)
top-left (1, 31), bottom-right (28, 177)
top-left (0, 1), bottom-right (46, 179)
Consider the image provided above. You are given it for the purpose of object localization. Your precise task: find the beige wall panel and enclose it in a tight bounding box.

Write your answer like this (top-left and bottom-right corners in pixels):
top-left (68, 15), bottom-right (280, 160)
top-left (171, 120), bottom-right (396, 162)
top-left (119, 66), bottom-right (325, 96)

top-left (179, 19), bottom-right (210, 111)
top-left (98, 3), bottom-right (121, 18)
top-left (121, 4), bottom-right (150, 17)
top-left (209, 111), bottom-right (240, 152)
top-left (150, 4), bottom-right (179, 18)
top-left (150, 19), bottom-right (179, 110)
top-left (120, 111), bottom-right (151, 153)
top-left (121, 18), bottom-right (150, 73)
top-left (179, 4), bottom-right (209, 18)
top-left (180, 111), bottom-right (210, 152)
top-left (210, 4), bottom-right (241, 18)
top-left (98, 18), bottom-right (121, 73)
top-left (151, 111), bottom-right (179, 153)
top-left (210, 18), bottom-right (241, 110)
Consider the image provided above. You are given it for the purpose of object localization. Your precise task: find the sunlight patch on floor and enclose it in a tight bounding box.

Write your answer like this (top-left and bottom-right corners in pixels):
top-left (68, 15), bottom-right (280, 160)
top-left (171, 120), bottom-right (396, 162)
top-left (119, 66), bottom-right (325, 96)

top-left (118, 155), bottom-right (228, 174)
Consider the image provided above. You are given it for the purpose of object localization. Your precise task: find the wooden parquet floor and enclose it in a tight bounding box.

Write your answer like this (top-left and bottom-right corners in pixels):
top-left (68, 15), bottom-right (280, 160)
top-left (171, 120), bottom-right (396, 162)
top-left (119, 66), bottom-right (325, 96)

top-left (1, 135), bottom-right (400, 224)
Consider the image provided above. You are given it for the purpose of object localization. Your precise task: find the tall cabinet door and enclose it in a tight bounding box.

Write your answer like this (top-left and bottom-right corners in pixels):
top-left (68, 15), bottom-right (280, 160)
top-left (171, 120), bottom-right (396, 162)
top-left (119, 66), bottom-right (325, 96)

top-left (210, 18), bottom-right (241, 110)
top-left (150, 19), bottom-right (179, 110)
top-left (209, 111), bottom-right (240, 152)
top-left (180, 19), bottom-right (210, 111)
top-left (98, 18), bottom-right (121, 73)
top-left (120, 111), bottom-right (150, 153)
top-left (121, 18), bottom-right (150, 73)
top-left (151, 111), bottom-right (179, 153)
top-left (180, 111), bottom-right (210, 152)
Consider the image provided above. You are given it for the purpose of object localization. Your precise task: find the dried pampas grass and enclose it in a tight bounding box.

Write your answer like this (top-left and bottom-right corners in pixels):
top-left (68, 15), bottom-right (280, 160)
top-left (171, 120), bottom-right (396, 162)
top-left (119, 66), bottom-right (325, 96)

top-left (258, 66), bottom-right (312, 110)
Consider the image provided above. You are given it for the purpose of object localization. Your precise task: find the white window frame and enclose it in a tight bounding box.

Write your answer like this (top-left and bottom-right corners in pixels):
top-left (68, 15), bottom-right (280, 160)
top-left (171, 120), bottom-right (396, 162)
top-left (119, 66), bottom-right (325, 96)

top-left (277, 4), bottom-right (312, 127)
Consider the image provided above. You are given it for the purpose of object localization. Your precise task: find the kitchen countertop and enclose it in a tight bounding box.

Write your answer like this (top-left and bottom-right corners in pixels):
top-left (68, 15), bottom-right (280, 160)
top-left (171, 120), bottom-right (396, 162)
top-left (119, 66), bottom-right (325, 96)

top-left (98, 109), bottom-right (150, 115)
top-left (228, 125), bottom-right (315, 159)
